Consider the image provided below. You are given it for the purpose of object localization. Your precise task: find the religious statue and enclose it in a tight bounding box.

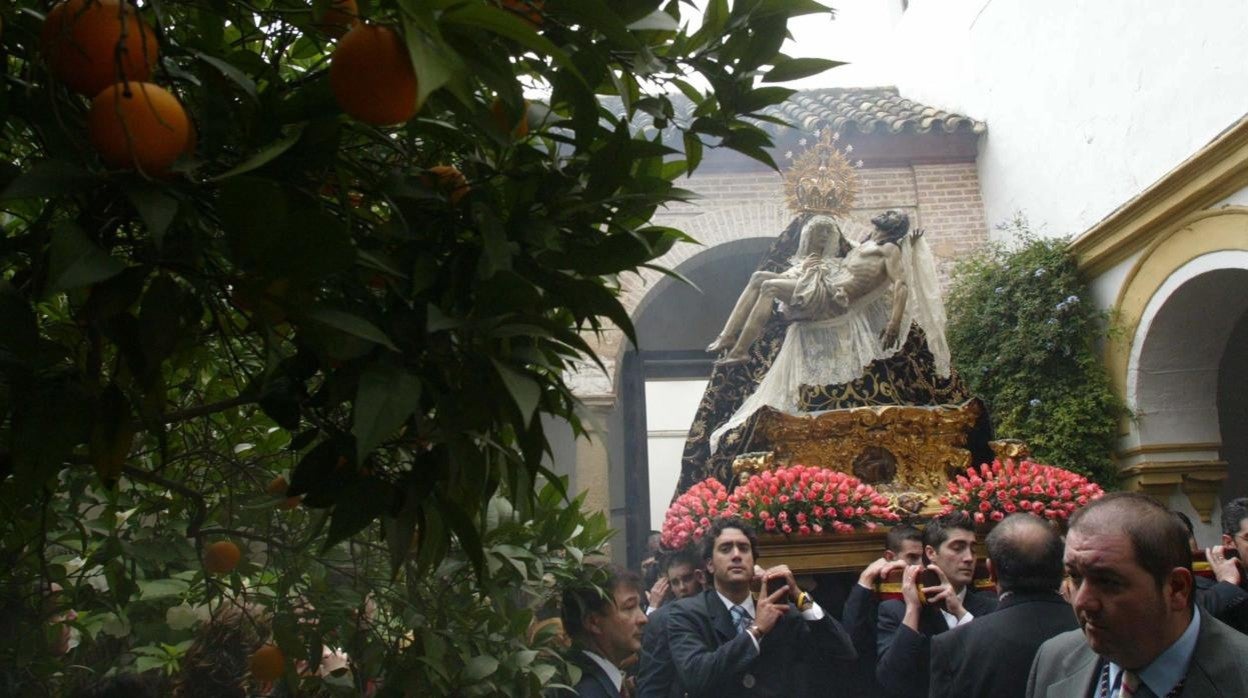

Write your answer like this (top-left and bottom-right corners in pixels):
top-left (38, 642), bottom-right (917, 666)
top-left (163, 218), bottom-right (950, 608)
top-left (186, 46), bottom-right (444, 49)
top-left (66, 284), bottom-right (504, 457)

top-left (706, 210), bottom-right (919, 365)
top-left (705, 214), bottom-right (853, 364)
top-left (676, 131), bottom-right (984, 504)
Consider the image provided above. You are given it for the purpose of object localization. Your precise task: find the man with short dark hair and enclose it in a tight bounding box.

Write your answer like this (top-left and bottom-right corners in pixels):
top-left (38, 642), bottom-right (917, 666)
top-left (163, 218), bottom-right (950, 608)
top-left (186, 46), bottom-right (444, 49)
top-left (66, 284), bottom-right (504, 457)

top-left (1220, 497), bottom-right (1248, 588)
top-left (1172, 511), bottom-right (1248, 635)
top-left (558, 566), bottom-right (649, 698)
top-left (667, 516), bottom-right (856, 696)
top-left (1026, 492), bottom-right (1248, 697)
top-left (637, 547), bottom-right (705, 698)
top-left (876, 512), bottom-right (998, 697)
top-left (928, 514), bottom-right (1078, 697)
top-left (841, 525), bottom-right (922, 696)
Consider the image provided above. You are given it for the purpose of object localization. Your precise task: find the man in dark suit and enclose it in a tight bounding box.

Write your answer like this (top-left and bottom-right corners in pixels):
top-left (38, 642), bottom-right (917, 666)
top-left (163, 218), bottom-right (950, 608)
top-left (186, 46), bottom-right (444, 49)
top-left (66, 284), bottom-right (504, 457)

top-left (666, 516), bottom-right (856, 697)
top-left (841, 525), bottom-right (922, 696)
top-left (637, 546), bottom-right (705, 698)
top-left (875, 511), bottom-right (997, 697)
top-left (1220, 497), bottom-right (1248, 591)
top-left (1027, 492), bottom-right (1248, 698)
top-left (555, 565), bottom-right (649, 698)
top-left (928, 513), bottom-right (1078, 698)
top-left (1173, 510), bottom-right (1248, 634)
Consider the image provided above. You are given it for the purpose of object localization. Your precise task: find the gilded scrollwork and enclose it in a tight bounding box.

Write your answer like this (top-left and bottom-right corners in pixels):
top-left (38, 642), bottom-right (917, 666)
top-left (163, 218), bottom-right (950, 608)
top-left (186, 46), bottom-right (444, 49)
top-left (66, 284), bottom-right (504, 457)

top-left (730, 401), bottom-right (983, 510)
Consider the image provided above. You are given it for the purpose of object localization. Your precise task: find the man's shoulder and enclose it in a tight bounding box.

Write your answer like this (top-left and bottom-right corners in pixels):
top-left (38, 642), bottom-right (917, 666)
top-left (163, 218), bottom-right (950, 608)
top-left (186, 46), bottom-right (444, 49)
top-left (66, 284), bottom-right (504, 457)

top-left (667, 591), bottom-right (713, 624)
top-left (648, 601), bottom-right (676, 624)
top-left (965, 589), bottom-right (999, 613)
top-left (1196, 610), bottom-right (1248, 656)
top-left (935, 594), bottom-right (1070, 645)
top-left (1033, 628), bottom-right (1088, 664)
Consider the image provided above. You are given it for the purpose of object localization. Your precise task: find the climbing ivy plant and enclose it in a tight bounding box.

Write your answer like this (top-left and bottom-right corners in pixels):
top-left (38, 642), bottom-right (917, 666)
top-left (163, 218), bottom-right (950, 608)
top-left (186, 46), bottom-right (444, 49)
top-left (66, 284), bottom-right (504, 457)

top-left (946, 220), bottom-right (1126, 485)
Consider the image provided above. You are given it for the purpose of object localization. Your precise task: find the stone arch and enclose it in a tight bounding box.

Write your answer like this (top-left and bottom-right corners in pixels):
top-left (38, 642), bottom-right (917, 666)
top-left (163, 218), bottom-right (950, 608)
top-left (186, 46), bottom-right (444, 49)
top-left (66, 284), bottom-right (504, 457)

top-left (1109, 206), bottom-right (1248, 522)
top-left (1109, 206), bottom-right (1248, 401)
top-left (605, 202), bottom-right (796, 397)
top-left (619, 201), bottom-right (796, 318)
top-left (1126, 252), bottom-right (1248, 446)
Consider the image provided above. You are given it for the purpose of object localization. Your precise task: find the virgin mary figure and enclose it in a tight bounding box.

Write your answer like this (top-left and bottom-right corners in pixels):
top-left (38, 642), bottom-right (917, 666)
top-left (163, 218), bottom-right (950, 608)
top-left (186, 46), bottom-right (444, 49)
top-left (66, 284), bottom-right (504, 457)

top-left (674, 133), bottom-right (973, 493)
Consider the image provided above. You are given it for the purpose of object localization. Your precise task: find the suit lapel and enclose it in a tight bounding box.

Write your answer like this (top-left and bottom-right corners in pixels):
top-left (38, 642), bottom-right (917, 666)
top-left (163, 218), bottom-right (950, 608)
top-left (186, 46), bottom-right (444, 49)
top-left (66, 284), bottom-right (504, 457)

top-left (579, 653), bottom-right (622, 698)
top-left (920, 603), bottom-right (949, 636)
top-left (706, 589), bottom-right (737, 642)
top-left (592, 664), bottom-right (621, 698)
top-left (1181, 616), bottom-right (1224, 698)
top-left (1046, 644), bottom-right (1099, 698)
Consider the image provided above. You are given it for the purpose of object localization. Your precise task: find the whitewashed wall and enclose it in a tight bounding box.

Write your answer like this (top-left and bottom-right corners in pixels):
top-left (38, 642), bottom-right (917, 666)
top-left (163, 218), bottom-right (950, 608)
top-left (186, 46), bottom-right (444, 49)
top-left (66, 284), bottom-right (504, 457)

top-left (792, 0), bottom-right (1248, 238)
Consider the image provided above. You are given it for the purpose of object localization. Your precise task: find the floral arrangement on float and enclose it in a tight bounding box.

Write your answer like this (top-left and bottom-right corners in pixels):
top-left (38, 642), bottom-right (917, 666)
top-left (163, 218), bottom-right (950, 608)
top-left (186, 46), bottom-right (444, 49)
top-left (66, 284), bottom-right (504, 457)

top-left (660, 477), bottom-right (736, 551)
top-left (939, 459), bottom-right (1105, 526)
top-left (731, 465), bottom-right (901, 535)
top-left (661, 465), bottom-right (899, 549)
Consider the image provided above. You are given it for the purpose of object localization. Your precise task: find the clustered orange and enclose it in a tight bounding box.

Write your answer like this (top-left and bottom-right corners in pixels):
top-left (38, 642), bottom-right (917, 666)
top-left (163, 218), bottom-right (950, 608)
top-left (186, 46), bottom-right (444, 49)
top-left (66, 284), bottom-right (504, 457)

top-left (42, 0), bottom-right (191, 175)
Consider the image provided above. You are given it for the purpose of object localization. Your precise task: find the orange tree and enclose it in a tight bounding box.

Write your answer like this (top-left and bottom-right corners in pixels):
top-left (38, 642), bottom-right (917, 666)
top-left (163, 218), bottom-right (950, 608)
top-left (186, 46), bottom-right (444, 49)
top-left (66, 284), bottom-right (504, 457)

top-left (0, 0), bottom-right (838, 693)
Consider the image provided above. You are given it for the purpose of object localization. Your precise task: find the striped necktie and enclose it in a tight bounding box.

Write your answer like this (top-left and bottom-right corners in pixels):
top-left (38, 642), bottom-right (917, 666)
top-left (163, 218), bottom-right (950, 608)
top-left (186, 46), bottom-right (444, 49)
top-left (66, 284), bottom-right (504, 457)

top-left (730, 604), bottom-right (751, 635)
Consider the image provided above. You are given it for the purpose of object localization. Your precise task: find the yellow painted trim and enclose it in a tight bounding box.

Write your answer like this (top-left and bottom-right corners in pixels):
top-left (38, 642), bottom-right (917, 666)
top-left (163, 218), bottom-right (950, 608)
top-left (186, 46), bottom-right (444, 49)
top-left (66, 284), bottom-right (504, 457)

top-left (1104, 207), bottom-right (1248, 399)
top-left (1116, 442), bottom-right (1222, 458)
top-left (1071, 114), bottom-right (1248, 277)
top-left (1119, 460), bottom-right (1229, 478)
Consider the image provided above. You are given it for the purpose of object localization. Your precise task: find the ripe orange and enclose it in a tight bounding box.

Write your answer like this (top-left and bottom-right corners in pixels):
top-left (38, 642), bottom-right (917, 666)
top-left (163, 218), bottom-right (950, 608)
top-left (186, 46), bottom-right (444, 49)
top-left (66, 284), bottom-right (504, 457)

top-left (88, 82), bottom-right (190, 174)
top-left (329, 24), bottom-right (418, 126)
top-left (41, 0), bottom-right (158, 98)
top-left (424, 165), bottom-right (470, 206)
top-left (501, 0), bottom-right (544, 27)
top-left (249, 644), bottom-right (286, 682)
top-left (203, 540), bottom-right (242, 575)
top-left (490, 97), bottom-right (529, 139)
top-left (313, 0), bottom-right (359, 38)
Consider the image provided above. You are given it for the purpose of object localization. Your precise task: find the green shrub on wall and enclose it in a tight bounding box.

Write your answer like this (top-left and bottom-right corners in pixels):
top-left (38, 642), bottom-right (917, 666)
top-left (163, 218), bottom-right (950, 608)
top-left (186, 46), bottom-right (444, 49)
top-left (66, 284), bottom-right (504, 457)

top-left (946, 220), bottom-right (1126, 486)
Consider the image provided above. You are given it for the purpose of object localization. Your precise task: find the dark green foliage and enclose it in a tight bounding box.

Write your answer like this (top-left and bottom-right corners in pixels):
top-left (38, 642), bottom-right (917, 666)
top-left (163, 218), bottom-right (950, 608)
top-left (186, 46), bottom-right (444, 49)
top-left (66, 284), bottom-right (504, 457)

top-left (946, 219), bottom-right (1126, 485)
top-left (0, 0), bottom-right (837, 693)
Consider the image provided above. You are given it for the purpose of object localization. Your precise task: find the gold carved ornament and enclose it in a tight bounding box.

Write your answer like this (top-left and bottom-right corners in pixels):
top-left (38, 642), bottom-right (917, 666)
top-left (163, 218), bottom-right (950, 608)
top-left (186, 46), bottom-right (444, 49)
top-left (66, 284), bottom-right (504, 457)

top-left (733, 401), bottom-right (983, 513)
top-left (783, 130), bottom-right (860, 218)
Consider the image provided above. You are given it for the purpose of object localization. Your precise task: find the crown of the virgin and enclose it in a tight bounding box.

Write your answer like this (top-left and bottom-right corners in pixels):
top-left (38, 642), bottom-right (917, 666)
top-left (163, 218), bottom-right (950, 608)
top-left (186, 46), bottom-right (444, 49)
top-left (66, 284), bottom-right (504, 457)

top-left (783, 130), bottom-right (860, 218)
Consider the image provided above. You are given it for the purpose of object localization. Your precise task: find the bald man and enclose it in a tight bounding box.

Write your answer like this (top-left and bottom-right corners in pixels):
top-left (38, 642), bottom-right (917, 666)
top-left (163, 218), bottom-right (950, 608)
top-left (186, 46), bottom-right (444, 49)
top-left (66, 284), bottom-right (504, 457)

top-left (929, 514), bottom-right (1078, 698)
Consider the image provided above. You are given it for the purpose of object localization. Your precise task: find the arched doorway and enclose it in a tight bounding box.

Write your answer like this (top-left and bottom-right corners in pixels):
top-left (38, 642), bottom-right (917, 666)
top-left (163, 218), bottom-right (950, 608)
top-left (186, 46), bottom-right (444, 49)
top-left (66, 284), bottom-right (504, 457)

top-left (616, 236), bottom-right (774, 565)
top-left (1125, 250), bottom-right (1248, 535)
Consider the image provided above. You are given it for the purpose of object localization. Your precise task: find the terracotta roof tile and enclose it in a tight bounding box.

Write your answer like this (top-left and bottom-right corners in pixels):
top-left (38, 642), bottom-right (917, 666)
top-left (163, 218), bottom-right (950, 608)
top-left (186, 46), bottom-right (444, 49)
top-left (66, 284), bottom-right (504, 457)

top-left (605, 86), bottom-right (985, 138)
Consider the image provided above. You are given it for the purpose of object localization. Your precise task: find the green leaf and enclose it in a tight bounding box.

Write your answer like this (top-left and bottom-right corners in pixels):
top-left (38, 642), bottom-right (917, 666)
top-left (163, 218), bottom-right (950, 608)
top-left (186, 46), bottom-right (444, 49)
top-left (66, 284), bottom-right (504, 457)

top-left (559, 0), bottom-right (642, 50)
top-left (219, 177), bottom-right (286, 269)
top-left (269, 209), bottom-right (356, 282)
top-left (627, 9), bottom-right (679, 31)
top-left (134, 656), bottom-right (167, 673)
top-left (306, 307), bottom-right (398, 351)
top-left (491, 360), bottom-right (540, 424)
top-left (122, 180), bottom-right (179, 249)
top-left (138, 578), bottom-right (190, 600)
top-left (46, 222), bottom-right (126, 295)
top-left (762, 57), bottom-right (846, 83)
top-left (207, 124), bottom-right (306, 182)
top-left (0, 160), bottom-right (93, 200)
top-left (323, 479), bottom-right (394, 550)
top-left (352, 364), bottom-right (422, 462)
top-left (193, 51), bottom-right (259, 101)
top-left (683, 132), bottom-right (703, 173)
top-left (736, 86), bottom-right (797, 114)
top-left (463, 655), bottom-right (499, 682)
top-left (443, 5), bottom-right (580, 80)
top-left (400, 12), bottom-right (456, 107)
